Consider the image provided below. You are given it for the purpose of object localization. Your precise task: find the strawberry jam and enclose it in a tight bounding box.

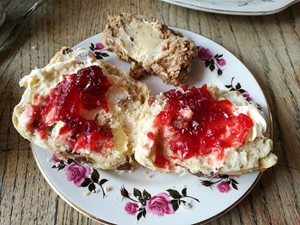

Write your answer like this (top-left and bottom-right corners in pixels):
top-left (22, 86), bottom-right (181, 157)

top-left (26, 66), bottom-right (113, 154)
top-left (150, 85), bottom-right (254, 169)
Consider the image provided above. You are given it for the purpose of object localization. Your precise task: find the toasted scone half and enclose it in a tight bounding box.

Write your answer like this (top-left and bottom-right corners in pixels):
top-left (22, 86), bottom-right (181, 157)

top-left (134, 85), bottom-right (277, 177)
top-left (13, 48), bottom-right (149, 170)
top-left (102, 13), bottom-right (197, 86)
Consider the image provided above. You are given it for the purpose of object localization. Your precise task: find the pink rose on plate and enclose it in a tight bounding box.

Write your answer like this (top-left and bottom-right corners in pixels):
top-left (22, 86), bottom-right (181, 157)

top-left (217, 58), bottom-right (226, 66)
top-left (124, 202), bottom-right (139, 215)
top-left (95, 42), bottom-right (105, 50)
top-left (51, 154), bottom-right (61, 163)
top-left (65, 163), bottom-right (90, 187)
top-left (242, 91), bottom-right (253, 102)
top-left (217, 181), bottom-right (231, 193)
top-left (197, 46), bottom-right (213, 61)
top-left (146, 193), bottom-right (174, 216)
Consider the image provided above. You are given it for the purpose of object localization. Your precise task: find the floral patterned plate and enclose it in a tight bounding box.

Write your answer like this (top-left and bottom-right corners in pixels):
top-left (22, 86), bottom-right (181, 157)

top-left (32, 28), bottom-right (272, 225)
top-left (161, 0), bottom-right (299, 15)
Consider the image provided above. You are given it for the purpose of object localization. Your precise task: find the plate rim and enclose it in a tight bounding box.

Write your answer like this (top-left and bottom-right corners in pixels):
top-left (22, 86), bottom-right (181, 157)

top-left (31, 142), bottom-right (117, 225)
top-left (31, 28), bottom-right (274, 224)
top-left (32, 145), bottom-right (264, 225)
top-left (161, 0), bottom-right (299, 15)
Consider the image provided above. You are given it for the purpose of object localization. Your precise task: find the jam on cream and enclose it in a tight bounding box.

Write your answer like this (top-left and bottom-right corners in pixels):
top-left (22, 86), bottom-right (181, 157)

top-left (23, 65), bottom-right (113, 154)
top-left (147, 85), bottom-right (254, 169)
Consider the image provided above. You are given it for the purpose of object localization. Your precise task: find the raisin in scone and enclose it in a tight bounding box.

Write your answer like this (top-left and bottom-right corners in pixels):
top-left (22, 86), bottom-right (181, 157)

top-left (102, 13), bottom-right (197, 86)
top-left (134, 85), bottom-right (277, 177)
top-left (13, 47), bottom-right (149, 170)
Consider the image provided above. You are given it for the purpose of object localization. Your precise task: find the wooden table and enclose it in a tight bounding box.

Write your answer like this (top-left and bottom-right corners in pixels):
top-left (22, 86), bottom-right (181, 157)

top-left (0, 0), bottom-right (299, 224)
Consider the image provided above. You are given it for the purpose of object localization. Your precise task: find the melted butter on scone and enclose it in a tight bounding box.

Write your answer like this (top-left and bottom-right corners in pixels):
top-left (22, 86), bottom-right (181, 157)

top-left (102, 13), bottom-right (197, 86)
top-left (118, 21), bottom-right (162, 61)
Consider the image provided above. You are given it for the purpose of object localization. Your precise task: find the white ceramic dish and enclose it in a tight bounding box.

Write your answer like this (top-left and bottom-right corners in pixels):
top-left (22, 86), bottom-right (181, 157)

top-left (32, 28), bottom-right (272, 225)
top-left (161, 0), bottom-right (299, 15)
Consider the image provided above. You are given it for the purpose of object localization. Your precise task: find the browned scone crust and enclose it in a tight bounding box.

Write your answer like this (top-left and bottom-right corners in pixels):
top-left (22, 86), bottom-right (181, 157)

top-left (102, 13), bottom-right (197, 86)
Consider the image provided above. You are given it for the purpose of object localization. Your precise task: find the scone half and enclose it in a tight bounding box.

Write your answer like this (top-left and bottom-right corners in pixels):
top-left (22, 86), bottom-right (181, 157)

top-left (102, 13), bottom-right (197, 86)
top-left (134, 85), bottom-right (277, 177)
top-left (13, 48), bottom-right (149, 170)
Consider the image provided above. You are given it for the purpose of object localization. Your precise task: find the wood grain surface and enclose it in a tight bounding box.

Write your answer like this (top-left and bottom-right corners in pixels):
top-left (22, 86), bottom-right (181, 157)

top-left (0, 0), bottom-right (299, 224)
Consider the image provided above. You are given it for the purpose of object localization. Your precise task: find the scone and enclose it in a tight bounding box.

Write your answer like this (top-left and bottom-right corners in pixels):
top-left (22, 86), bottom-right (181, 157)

top-left (13, 47), bottom-right (149, 170)
top-left (134, 85), bottom-right (277, 177)
top-left (102, 13), bottom-right (197, 86)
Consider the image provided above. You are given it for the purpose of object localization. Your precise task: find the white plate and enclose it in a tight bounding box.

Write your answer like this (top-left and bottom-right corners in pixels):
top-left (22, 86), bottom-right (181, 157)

top-left (161, 0), bottom-right (299, 15)
top-left (32, 28), bottom-right (272, 225)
